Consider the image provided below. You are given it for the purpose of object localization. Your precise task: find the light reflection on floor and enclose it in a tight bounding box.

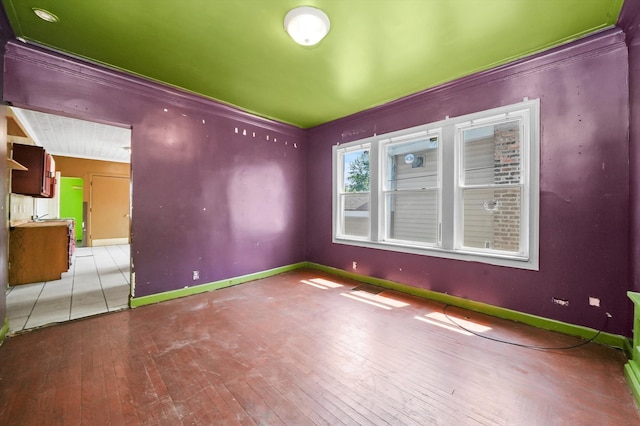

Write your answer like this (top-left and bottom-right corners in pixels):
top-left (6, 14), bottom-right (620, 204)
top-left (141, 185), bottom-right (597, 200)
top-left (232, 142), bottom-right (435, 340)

top-left (300, 277), bottom-right (344, 289)
top-left (415, 315), bottom-right (474, 336)
top-left (426, 311), bottom-right (492, 333)
top-left (340, 290), bottom-right (411, 310)
top-left (341, 292), bottom-right (393, 309)
top-left (415, 311), bottom-right (492, 336)
top-left (300, 275), bottom-right (493, 338)
top-left (348, 290), bottom-right (410, 308)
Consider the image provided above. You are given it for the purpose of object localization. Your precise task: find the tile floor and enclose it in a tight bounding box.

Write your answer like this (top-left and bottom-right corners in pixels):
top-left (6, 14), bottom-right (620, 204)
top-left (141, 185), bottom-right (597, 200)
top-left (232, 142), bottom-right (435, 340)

top-left (5, 244), bottom-right (130, 334)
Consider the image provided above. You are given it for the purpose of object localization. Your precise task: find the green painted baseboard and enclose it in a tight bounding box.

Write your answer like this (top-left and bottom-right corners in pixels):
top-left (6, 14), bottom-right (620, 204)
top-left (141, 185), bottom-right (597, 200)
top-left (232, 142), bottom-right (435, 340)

top-left (4, 262), bottom-right (632, 405)
top-left (305, 262), bottom-right (631, 354)
top-left (625, 361), bottom-right (640, 407)
top-left (625, 292), bottom-right (640, 408)
top-left (131, 260), bottom-right (629, 353)
top-left (130, 262), bottom-right (308, 308)
top-left (0, 317), bottom-right (9, 345)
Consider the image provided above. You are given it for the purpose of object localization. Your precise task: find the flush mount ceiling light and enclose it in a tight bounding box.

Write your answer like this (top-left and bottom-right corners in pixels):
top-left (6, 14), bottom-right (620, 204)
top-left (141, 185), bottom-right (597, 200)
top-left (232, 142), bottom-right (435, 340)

top-left (32, 8), bottom-right (59, 23)
top-left (284, 6), bottom-right (330, 46)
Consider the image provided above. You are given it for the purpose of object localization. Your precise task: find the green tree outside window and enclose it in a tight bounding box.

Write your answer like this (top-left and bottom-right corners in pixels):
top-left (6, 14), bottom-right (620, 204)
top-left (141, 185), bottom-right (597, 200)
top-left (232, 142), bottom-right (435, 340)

top-left (346, 151), bottom-right (370, 192)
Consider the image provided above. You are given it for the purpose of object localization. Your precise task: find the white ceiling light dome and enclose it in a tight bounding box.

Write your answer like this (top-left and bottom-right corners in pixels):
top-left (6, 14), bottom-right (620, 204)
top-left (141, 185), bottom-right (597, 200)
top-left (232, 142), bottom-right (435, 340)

top-left (284, 6), bottom-right (330, 46)
top-left (32, 8), bottom-right (59, 23)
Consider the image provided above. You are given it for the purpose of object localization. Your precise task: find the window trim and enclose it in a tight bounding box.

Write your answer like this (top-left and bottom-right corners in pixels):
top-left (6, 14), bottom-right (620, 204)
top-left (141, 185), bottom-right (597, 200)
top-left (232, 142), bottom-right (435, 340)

top-left (334, 143), bottom-right (372, 241)
top-left (380, 129), bottom-right (442, 247)
top-left (332, 99), bottom-right (540, 270)
top-left (454, 111), bottom-right (531, 258)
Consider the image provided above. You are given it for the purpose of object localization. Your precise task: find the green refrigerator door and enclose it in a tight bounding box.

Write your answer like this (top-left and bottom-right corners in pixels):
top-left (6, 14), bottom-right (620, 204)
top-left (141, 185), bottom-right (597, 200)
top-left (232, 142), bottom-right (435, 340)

top-left (60, 177), bottom-right (84, 241)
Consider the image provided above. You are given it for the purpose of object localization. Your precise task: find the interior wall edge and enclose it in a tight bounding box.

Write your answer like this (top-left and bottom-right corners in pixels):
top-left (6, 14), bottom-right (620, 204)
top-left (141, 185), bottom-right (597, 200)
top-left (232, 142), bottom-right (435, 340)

top-left (617, 0), bottom-right (640, 44)
top-left (130, 261), bottom-right (309, 308)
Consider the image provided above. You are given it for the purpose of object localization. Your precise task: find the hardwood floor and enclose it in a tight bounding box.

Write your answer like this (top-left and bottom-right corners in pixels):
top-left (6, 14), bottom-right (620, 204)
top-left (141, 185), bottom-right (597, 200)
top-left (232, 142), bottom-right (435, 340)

top-left (0, 269), bottom-right (638, 425)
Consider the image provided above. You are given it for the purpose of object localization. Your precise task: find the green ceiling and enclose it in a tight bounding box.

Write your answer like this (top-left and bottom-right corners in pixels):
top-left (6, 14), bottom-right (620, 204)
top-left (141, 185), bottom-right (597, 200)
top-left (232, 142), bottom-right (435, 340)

top-left (2, 0), bottom-right (625, 128)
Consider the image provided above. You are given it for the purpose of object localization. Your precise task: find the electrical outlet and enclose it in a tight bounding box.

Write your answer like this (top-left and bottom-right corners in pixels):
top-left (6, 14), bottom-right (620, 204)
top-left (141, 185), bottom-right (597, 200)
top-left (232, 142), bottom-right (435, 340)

top-left (352, 261), bottom-right (357, 270)
top-left (589, 297), bottom-right (600, 307)
top-left (552, 297), bottom-right (569, 307)
top-left (192, 270), bottom-right (199, 280)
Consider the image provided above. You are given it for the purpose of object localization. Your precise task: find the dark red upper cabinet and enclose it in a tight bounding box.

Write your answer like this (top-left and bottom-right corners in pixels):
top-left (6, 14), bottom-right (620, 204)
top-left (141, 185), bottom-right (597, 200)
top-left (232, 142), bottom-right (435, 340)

top-left (11, 143), bottom-right (56, 198)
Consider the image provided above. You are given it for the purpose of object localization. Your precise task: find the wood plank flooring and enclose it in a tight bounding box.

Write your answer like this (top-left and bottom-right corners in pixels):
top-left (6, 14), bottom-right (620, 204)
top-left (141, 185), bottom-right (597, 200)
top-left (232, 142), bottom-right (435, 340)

top-left (0, 269), bottom-right (638, 425)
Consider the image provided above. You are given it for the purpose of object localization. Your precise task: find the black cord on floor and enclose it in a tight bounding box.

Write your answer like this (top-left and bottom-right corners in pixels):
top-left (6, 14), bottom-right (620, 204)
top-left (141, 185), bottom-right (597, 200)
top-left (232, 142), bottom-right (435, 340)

top-left (442, 304), bottom-right (610, 351)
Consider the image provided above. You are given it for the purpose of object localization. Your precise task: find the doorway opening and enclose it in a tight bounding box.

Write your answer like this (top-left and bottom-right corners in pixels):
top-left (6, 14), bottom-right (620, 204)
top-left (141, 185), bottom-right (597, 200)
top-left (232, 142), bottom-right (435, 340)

top-left (5, 107), bottom-right (133, 333)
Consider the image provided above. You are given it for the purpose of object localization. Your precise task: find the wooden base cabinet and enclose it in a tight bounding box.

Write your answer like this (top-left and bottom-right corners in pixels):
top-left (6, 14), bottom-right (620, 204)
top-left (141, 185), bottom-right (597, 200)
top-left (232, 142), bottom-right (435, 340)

top-left (9, 221), bottom-right (73, 285)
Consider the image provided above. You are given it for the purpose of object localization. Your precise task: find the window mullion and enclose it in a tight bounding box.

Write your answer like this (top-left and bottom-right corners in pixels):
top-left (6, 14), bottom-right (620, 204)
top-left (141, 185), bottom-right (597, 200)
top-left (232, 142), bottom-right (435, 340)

top-left (370, 143), bottom-right (380, 242)
top-left (441, 125), bottom-right (455, 250)
top-left (332, 99), bottom-right (539, 271)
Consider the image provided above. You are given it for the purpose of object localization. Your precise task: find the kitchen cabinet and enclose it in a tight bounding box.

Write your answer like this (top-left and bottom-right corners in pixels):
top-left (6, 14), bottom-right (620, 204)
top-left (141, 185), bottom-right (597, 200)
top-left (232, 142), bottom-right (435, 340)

top-left (11, 143), bottom-right (56, 198)
top-left (9, 220), bottom-right (74, 285)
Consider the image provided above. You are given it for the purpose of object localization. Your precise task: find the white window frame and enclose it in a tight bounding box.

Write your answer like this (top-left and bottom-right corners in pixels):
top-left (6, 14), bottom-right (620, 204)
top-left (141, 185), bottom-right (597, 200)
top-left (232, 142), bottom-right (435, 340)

top-left (332, 99), bottom-right (540, 270)
top-left (334, 143), bottom-right (372, 241)
top-left (380, 129), bottom-right (442, 247)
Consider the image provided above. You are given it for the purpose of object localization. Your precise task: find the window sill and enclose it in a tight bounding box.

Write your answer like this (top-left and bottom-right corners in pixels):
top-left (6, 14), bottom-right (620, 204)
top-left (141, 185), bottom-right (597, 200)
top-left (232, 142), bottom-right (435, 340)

top-left (333, 237), bottom-right (538, 271)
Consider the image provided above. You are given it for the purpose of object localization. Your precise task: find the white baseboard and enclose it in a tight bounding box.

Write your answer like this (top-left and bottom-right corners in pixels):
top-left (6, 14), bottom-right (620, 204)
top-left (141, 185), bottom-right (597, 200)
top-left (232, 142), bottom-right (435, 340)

top-left (91, 238), bottom-right (129, 247)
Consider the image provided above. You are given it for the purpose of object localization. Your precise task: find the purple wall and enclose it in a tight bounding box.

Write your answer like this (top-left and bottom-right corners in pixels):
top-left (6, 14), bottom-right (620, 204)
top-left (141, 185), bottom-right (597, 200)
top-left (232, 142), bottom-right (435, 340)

top-left (307, 29), bottom-right (632, 336)
top-left (0, 9), bottom-right (637, 338)
top-left (620, 0), bottom-right (640, 294)
top-left (2, 42), bottom-right (307, 298)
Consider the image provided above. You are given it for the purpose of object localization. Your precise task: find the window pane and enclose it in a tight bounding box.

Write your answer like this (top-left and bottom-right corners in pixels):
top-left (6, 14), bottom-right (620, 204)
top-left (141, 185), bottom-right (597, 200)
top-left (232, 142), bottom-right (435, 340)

top-left (386, 190), bottom-right (438, 244)
top-left (341, 193), bottom-right (369, 237)
top-left (463, 121), bottom-right (520, 186)
top-left (343, 150), bottom-right (370, 192)
top-left (462, 187), bottom-right (521, 252)
top-left (386, 137), bottom-right (438, 191)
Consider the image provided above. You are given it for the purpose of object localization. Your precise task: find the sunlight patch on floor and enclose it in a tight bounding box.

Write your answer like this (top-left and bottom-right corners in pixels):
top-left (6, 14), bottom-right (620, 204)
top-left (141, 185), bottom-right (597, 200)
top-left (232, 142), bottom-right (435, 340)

top-left (340, 290), bottom-right (410, 310)
top-left (414, 311), bottom-right (493, 336)
top-left (341, 293), bottom-right (393, 309)
top-left (414, 315), bottom-right (474, 336)
top-left (427, 312), bottom-right (492, 333)
top-left (300, 277), bottom-right (344, 289)
top-left (350, 290), bottom-right (410, 307)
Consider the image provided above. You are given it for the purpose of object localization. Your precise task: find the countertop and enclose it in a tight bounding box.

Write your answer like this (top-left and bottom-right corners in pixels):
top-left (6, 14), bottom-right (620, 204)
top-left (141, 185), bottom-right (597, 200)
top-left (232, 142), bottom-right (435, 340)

top-left (11, 219), bottom-right (73, 229)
